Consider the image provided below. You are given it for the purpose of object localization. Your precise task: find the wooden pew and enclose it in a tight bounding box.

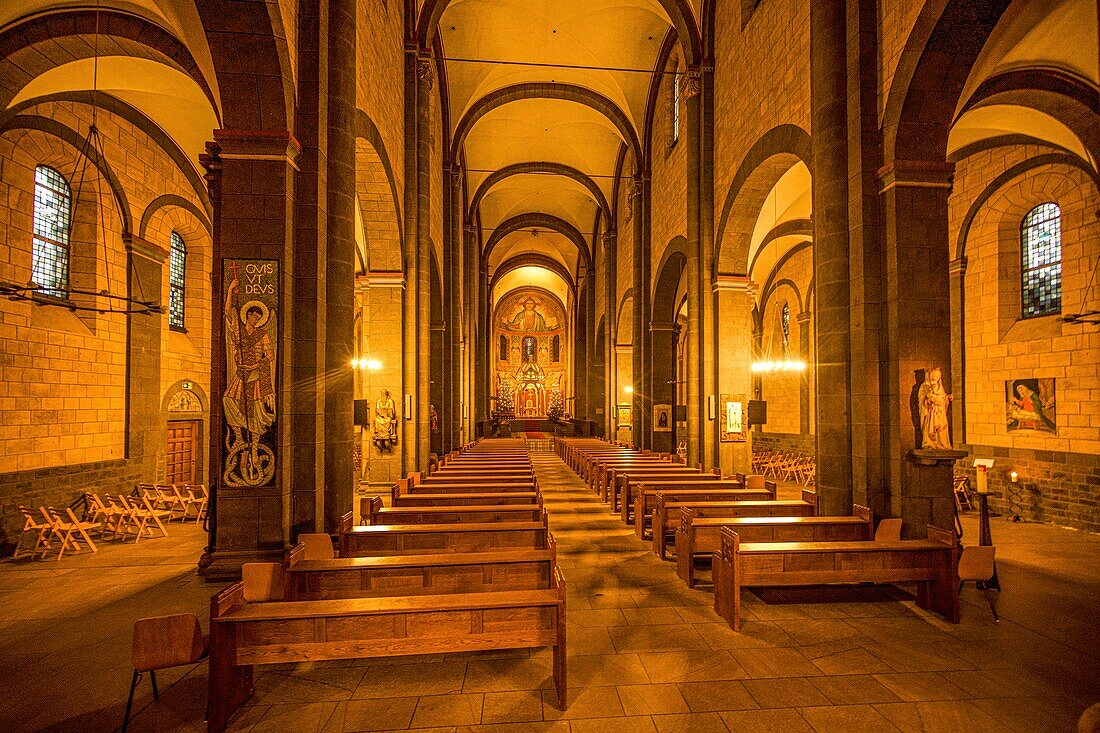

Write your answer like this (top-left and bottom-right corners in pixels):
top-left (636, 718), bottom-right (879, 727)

top-left (412, 473), bottom-right (535, 487)
top-left (594, 457), bottom-right (673, 498)
top-left (677, 505), bottom-right (872, 586)
top-left (361, 497), bottom-right (546, 526)
top-left (207, 569), bottom-right (566, 732)
top-left (712, 524), bottom-right (959, 631)
top-left (391, 491), bottom-right (541, 507)
top-left (670, 499), bottom-right (819, 574)
top-left (339, 512), bottom-right (550, 557)
top-left (398, 478), bottom-right (537, 496)
top-left (647, 480), bottom-right (778, 553)
top-left (616, 469), bottom-right (722, 519)
top-left (284, 540), bottom-right (558, 600)
top-left (632, 481), bottom-right (764, 538)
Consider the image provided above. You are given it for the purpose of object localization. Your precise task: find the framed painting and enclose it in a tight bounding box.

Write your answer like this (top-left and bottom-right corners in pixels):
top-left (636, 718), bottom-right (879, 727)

top-left (653, 403), bottom-right (672, 432)
top-left (720, 393), bottom-right (746, 442)
top-left (1006, 378), bottom-right (1056, 434)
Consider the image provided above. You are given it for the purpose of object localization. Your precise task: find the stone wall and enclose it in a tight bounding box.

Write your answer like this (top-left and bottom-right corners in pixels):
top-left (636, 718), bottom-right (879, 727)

top-left (949, 146), bottom-right (1099, 531)
top-left (751, 430), bottom-right (815, 456)
top-left (649, 46), bottom-right (688, 282)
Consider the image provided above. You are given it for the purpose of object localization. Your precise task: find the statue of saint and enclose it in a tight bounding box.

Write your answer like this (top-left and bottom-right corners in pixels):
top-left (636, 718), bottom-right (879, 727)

top-left (918, 367), bottom-right (953, 450)
top-left (373, 389), bottom-right (398, 442)
top-left (508, 298), bottom-right (548, 332)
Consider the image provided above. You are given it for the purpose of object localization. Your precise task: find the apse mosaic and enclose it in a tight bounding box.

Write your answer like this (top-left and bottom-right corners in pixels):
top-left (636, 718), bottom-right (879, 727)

top-left (493, 288), bottom-right (568, 418)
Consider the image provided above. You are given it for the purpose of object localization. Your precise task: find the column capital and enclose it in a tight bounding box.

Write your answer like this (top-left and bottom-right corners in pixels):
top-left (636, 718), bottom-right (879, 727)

top-left (650, 320), bottom-right (680, 333)
top-left (463, 223), bottom-right (478, 237)
top-left (949, 256), bottom-right (968, 276)
top-left (211, 129), bottom-right (301, 166)
top-left (681, 67), bottom-right (703, 99)
top-left (713, 273), bottom-right (756, 296)
top-left (123, 233), bottom-right (168, 265)
top-left (361, 271), bottom-right (405, 289)
top-left (795, 310), bottom-right (813, 325)
top-left (877, 159), bottom-right (954, 193)
top-left (415, 54), bottom-right (435, 90)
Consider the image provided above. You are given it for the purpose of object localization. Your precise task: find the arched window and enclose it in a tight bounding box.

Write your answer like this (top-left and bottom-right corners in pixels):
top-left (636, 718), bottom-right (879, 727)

top-left (551, 334), bottom-right (560, 363)
top-left (169, 231), bottom-right (187, 329)
top-left (671, 60), bottom-right (681, 146)
top-left (31, 165), bottom-right (72, 298)
top-left (1021, 203), bottom-right (1062, 318)
top-left (781, 302), bottom-right (791, 359)
top-left (522, 336), bottom-right (537, 363)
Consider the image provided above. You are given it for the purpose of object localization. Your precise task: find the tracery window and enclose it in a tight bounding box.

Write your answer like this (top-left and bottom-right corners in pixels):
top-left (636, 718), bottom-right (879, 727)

top-left (31, 165), bottom-right (72, 298)
top-left (1021, 203), bottom-right (1062, 319)
top-left (169, 231), bottom-right (187, 329)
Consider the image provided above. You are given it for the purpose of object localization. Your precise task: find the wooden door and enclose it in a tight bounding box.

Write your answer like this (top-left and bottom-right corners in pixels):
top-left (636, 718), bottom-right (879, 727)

top-left (166, 420), bottom-right (199, 485)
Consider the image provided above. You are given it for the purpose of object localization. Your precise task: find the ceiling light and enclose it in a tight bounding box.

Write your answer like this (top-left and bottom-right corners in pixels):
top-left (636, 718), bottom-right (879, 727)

top-left (751, 360), bottom-right (807, 373)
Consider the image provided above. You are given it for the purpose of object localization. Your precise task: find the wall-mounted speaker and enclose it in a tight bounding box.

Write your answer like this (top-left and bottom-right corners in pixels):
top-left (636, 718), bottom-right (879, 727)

top-left (354, 400), bottom-right (370, 426)
top-left (747, 400), bottom-right (767, 426)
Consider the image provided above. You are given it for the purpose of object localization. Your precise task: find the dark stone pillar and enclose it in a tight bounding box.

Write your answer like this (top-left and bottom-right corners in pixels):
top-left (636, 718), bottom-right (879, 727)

top-left (200, 131), bottom-right (300, 580)
top-left (811, 0), bottom-right (853, 516)
top-left (949, 257), bottom-right (967, 445)
top-left (575, 271), bottom-right (588, 420)
top-left (324, 0), bottom-right (356, 532)
top-left (631, 175), bottom-right (646, 448)
top-left (650, 321), bottom-right (678, 453)
top-left (603, 230), bottom-right (617, 436)
top-left (879, 161), bottom-right (957, 536)
top-left (290, 0), bottom-right (326, 537)
top-left (476, 260), bottom-right (489, 424)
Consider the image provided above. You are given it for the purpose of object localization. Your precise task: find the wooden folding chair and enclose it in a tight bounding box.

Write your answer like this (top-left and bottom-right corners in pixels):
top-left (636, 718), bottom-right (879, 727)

top-left (39, 507), bottom-right (84, 559)
top-left (953, 475), bottom-right (972, 512)
top-left (122, 614), bottom-right (209, 733)
top-left (134, 494), bottom-right (171, 541)
top-left (183, 485), bottom-right (208, 524)
top-left (62, 507), bottom-right (100, 552)
top-left (155, 484), bottom-right (187, 520)
top-left (13, 506), bottom-right (52, 559)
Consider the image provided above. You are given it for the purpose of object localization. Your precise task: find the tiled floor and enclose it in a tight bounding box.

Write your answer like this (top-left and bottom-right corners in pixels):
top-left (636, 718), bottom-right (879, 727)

top-left (1, 456), bottom-right (1097, 732)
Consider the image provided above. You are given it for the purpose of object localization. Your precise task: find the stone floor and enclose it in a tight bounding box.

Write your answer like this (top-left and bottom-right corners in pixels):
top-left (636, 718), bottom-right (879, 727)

top-left (1, 455), bottom-right (1097, 732)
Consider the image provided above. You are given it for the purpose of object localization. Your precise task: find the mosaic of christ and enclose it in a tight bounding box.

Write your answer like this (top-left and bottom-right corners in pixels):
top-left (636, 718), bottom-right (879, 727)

top-left (499, 293), bottom-right (562, 333)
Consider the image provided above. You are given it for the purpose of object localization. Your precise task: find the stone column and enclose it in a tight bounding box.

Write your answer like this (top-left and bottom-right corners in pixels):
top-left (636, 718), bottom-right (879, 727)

top-left (199, 130), bottom-right (300, 580)
top-left (124, 235), bottom-right (166, 483)
top-left (715, 275), bottom-right (754, 474)
top-left (464, 223), bottom-right (479, 435)
top-left (324, 0), bottom-right (356, 532)
top-left (649, 320), bottom-right (678, 453)
top-left (631, 175), bottom-right (647, 449)
top-left (880, 160), bottom-right (957, 536)
top-left (476, 260), bottom-right (489, 425)
top-left (797, 310), bottom-right (812, 436)
top-left (446, 167), bottom-right (464, 452)
top-left (603, 230), bottom-right (617, 437)
top-left (811, 0), bottom-right (853, 516)
top-left (949, 257), bottom-right (967, 446)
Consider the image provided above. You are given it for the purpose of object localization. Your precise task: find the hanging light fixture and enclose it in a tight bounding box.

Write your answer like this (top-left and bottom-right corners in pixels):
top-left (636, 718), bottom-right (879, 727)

top-left (0, 0), bottom-right (163, 317)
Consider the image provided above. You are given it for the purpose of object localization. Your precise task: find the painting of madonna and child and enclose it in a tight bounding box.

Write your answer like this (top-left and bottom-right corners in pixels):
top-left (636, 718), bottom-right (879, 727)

top-left (1006, 378), bottom-right (1057, 435)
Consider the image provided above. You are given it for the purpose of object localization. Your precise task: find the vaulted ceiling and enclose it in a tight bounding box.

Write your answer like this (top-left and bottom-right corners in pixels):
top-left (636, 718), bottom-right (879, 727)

top-left (427, 0), bottom-right (693, 293)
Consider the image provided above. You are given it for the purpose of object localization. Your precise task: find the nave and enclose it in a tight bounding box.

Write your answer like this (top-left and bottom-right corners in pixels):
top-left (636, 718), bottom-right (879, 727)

top-left (1, 446), bottom-right (1097, 733)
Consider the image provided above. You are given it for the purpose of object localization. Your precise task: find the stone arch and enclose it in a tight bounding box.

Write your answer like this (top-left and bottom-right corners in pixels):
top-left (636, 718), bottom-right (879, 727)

top-left (356, 108), bottom-right (404, 252)
top-left (416, 0), bottom-right (702, 66)
top-left (616, 289), bottom-right (635, 345)
top-left (715, 124), bottom-right (812, 273)
top-left (650, 246), bottom-right (687, 452)
top-left (761, 278), bottom-right (805, 316)
top-left (0, 9), bottom-right (219, 114)
top-left (955, 153), bottom-right (1099, 261)
top-left (139, 194), bottom-right (212, 241)
top-left (483, 213), bottom-right (593, 271)
top-left (490, 254), bottom-right (576, 298)
top-left (2, 91), bottom-right (212, 213)
top-left (451, 83), bottom-right (642, 167)
top-left (470, 162), bottom-right (611, 222)
top-left (882, 0), bottom-right (1012, 164)
top-left (1, 115), bottom-right (132, 234)
top-left (355, 114), bottom-right (403, 274)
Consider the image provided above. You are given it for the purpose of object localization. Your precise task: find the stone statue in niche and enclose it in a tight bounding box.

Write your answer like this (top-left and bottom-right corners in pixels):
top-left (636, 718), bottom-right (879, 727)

top-left (918, 366), bottom-right (953, 450)
top-left (373, 389), bottom-right (398, 446)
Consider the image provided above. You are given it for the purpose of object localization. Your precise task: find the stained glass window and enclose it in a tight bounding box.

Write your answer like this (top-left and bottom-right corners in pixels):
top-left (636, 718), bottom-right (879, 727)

top-left (31, 165), bottom-right (72, 298)
top-left (1021, 203), bottom-right (1062, 319)
top-left (169, 231), bottom-right (187, 329)
top-left (522, 336), bottom-right (537, 363)
top-left (781, 302), bottom-right (790, 359)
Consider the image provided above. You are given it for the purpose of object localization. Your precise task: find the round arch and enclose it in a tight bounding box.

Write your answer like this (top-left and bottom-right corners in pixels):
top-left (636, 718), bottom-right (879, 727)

top-left (470, 162), bottom-right (611, 222)
top-left (490, 253), bottom-right (576, 298)
top-left (416, 0), bottom-right (702, 66)
top-left (714, 124), bottom-right (812, 273)
top-left (483, 213), bottom-right (593, 270)
top-left (451, 83), bottom-right (641, 166)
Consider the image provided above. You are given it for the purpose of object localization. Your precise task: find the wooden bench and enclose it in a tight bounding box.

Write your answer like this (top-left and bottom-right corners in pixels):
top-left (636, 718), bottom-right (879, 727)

top-left (632, 482), bottom-right (764, 538)
top-left (361, 497), bottom-right (546, 526)
top-left (284, 541), bottom-right (558, 600)
top-left (339, 512), bottom-right (550, 557)
top-left (669, 499), bottom-right (818, 571)
top-left (616, 469), bottom-right (722, 519)
top-left (594, 458), bottom-right (674, 498)
top-left (712, 524), bottom-right (959, 631)
top-left (677, 505), bottom-right (871, 586)
top-left (208, 570), bottom-right (566, 732)
top-left (391, 490), bottom-right (541, 508)
top-left (398, 479), bottom-right (537, 495)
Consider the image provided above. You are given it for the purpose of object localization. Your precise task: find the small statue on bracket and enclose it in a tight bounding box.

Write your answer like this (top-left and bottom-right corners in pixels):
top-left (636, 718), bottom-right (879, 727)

top-left (918, 366), bottom-right (953, 450)
top-left (373, 389), bottom-right (398, 449)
